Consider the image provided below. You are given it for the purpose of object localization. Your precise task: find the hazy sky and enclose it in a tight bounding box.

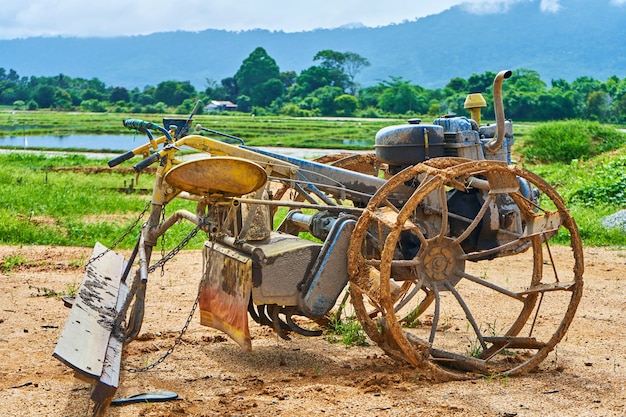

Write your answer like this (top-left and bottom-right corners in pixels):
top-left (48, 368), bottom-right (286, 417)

top-left (0, 0), bottom-right (619, 40)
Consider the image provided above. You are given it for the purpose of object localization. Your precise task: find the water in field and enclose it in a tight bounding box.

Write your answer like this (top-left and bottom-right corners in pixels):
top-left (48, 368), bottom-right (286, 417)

top-left (0, 134), bottom-right (133, 151)
top-left (0, 134), bottom-right (368, 159)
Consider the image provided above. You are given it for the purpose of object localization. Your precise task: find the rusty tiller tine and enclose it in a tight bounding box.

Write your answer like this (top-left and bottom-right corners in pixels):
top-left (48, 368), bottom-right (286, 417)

top-left (247, 298), bottom-right (261, 324)
top-left (284, 307), bottom-right (323, 337)
top-left (268, 305), bottom-right (291, 340)
top-left (256, 304), bottom-right (273, 327)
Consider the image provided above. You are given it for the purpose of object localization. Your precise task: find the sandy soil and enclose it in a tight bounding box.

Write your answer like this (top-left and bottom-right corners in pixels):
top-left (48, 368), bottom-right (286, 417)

top-left (1, 244), bottom-right (625, 417)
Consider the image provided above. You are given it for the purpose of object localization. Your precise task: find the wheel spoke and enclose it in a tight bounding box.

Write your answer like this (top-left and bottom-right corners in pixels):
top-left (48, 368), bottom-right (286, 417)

top-left (408, 224), bottom-right (428, 247)
top-left (460, 271), bottom-right (526, 301)
top-left (461, 237), bottom-right (531, 261)
top-left (445, 281), bottom-right (486, 351)
top-left (454, 194), bottom-right (494, 245)
top-left (429, 286), bottom-right (441, 344)
top-left (394, 282), bottom-right (422, 313)
top-left (517, 281), bottom-right (577, 295)
top-left (365, 258), bottom-right (421, 267)
top-left (436, 185), bottom-right (448, 242)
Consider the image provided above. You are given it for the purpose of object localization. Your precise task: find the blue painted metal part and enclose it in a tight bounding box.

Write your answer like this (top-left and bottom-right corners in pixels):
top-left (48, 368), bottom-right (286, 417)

top-left (299, 216), bottom-right (357, 317)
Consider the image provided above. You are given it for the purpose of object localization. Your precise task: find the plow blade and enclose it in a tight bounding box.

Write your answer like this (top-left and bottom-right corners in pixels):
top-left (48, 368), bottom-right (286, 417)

top-left (53, 242), bottom-right (127, 413)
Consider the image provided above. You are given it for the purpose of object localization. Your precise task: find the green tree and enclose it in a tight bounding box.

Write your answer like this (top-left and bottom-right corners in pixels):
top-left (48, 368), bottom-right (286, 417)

top-left (153, 80), bottom-right (196, 107)
top-left (236, 95), bottom-right (252, 112)
top-left (535, 89), bottom-right (576, 120)
top-left (334, 94), bottom-right (358, 116)
top-left (467, 71), bottom-right (497, 93)
top-left (613, 92), bottom-right (626, 122)
top-left (508, 68), bottom-right (546, 93)
top-left (80, 99), bottom-right (106, 112)
top-left (154, 81), bottom-right (178, 105)
top-left (503, 90), bottom-right (538, 120)
top-left (6, 69), bottom-right (19, 82)
top-left (251, 78), bottom-right (284, 108)
top-left (82, 88), bottom-right (107, 102)
top-left (313, 50), bottom-right (370, 95)
top-left (173, 81), bottom-right (196, 105)
top-left (221, 77), bottom-right (239, 101)
top-left (378, 77), bottom-right (425, 114)
top-left (32, 85), bottom-right (56, 108)
top-left (0, 87), bottom-right (18, 104)
top-left (55, 88), bottom-right (73, 111)
top-left (176, 98), bottom-right (199, 114)
top-left (586, 91), bottom-right (612, 121)
top-left (110, 86), bottom-right (130, 102)
top-left (572, 76), bottom-right (603, 99)
top-left (358, 85), bottom-right (385, 109)
top-left (280, 70), bottom-right (297, 89)
top-left (291, 66), bottom-right (337, 98)
top-left (311, 86), bottom-right (343, 116)
top-left (446, 77), bottom-right (468, 94)
top-left (342, 52), bottom-right (370, 94)
top-left (235, 47), bottom-right (280, 107)
top-left (312, 50), bottom-right (351, 91)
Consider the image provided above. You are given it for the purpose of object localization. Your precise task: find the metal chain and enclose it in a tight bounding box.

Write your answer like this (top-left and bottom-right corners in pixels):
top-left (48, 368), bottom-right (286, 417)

top-left (126, 287), bottom-right (202, 373)
top-left (148, 222), bottom-right (202, 274)
top-left (86, 200), bottom-right (151, 267)
top-left (125, 222), bottom-right (209, 373)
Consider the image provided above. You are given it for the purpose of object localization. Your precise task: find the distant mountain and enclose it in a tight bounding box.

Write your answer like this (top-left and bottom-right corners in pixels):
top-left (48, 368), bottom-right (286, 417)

top-left (1, 0), bottom-right (624, 90)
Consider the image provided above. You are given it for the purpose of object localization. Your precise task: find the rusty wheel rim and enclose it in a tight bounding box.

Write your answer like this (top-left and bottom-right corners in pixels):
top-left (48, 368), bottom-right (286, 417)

top-left (348, 159), bottom-right (583, 379)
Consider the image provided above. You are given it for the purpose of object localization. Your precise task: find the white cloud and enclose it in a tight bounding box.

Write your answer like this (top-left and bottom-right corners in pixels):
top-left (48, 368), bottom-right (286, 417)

top-left (540, 0), bottom-right (561, 13)
top-left (460, 0), bottom-right (563, 15)
top-left (610, 0), bottom-right (626, 4)
top-left (461, 0), bottom-right (519, 14)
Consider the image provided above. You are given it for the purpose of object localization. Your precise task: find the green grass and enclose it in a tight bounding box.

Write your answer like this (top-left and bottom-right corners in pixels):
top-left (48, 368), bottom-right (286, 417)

top-left (325, 316), bottom-right (370, 347)
top-left (1, 114), bottom-right (625, 249)
top-left (525, 145), bottom-right (626, 246)
top-left (2, 144), bottom-right (625, 248)
top-left (521, 120), bottom-right (626, 163)
top-left (0, 152), bottom-right (204, 249)
top-left (28, 282), bottom-right (79, 298)
top-left (1, 253), bottom-right (27, 272)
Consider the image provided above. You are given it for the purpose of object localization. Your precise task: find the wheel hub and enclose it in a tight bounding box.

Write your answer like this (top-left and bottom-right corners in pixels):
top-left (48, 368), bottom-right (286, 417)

top-left (419, 237), bottom-right (465, 289)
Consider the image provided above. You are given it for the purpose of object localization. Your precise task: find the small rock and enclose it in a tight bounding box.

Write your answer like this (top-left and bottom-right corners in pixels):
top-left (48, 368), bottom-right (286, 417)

top-left (601, 210), bottom-right (626, 232)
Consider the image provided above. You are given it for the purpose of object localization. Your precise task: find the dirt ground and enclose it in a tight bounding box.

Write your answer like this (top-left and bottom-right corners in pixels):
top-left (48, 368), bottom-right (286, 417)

top-left (1, 244), bottom-right (625, 417)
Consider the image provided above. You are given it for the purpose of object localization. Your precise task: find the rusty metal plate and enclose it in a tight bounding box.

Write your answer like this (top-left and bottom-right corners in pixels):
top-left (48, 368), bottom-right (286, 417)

top-left (164, 156), bottom-right (267, 196)
top-left (199, 241), bottom-right (253, 351)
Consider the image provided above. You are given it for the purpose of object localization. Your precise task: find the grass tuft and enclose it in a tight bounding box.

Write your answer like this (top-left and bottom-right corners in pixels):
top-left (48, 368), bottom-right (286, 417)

top-left (325, 316), bottom-right (370, 347)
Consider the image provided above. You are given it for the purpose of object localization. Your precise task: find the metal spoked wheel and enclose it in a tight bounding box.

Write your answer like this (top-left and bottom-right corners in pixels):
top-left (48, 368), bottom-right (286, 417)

top-left (347, 158), bottom-right (583, 380)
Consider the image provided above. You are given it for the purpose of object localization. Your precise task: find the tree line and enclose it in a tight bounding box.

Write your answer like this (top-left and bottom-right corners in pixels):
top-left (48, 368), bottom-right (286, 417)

top-left (2, 47), bottom-right (626, 123)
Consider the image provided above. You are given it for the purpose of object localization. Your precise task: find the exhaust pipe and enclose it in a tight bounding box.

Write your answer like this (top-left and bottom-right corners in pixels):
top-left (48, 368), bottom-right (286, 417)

top-left (485, 70), bottom-right (512, 153)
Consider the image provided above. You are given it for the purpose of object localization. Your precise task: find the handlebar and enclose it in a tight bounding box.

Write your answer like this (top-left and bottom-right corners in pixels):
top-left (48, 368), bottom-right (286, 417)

top-left (123, 118), bottom-right (173, 143)
top-left (107, 150), bottom-right (136, 168)
top-left (122, 119), bottom-right (161, 132)
top-left (110, 110), bottom-right (239, 172)
top-left (109, 118), bottom-right (174, 171)
top-left (133, 152), bottom-right (161, 172)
